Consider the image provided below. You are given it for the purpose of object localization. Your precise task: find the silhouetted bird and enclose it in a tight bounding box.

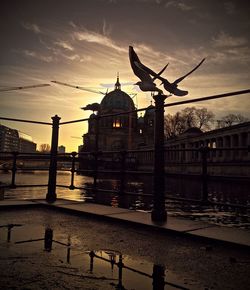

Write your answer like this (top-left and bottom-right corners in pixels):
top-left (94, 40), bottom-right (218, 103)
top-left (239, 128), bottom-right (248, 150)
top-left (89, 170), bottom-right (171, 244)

top-left (138, 57), bottom-right (205, 96)
top-left (81, 103), bottom-right (100, 112)
top-left (129, 46), bottom-right (167, 94)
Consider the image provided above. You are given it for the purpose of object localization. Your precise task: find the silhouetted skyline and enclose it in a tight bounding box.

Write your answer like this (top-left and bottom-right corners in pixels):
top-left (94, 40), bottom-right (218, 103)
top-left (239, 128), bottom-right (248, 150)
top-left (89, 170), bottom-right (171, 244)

top-left (0, 0), bottom-right (249, 151)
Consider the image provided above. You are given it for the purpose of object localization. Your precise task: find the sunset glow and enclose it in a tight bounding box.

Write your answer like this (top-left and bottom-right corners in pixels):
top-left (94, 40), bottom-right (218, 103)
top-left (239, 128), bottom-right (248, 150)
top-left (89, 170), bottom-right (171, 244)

top-left (1, 0), bottom-right (249, 152)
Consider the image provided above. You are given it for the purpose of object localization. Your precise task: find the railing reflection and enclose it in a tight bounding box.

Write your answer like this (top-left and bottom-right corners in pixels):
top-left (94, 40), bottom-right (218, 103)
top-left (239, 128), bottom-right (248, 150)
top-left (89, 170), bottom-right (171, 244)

top-left (1, 224), bottom-right (189, 289)
top-left (1, 146), bottom-right (250, 212)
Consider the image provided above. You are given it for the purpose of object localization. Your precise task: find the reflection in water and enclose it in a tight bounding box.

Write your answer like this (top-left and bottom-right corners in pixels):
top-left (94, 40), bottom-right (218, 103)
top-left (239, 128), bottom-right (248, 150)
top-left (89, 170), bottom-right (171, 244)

top-left (152, 264), bottom-right (165, 290)
top-left (0, 223), bottom-right (22, 242)
top-left (1, 171), bottom-right (249, 228)
top-left (0, 224), bottom-right (190, 290)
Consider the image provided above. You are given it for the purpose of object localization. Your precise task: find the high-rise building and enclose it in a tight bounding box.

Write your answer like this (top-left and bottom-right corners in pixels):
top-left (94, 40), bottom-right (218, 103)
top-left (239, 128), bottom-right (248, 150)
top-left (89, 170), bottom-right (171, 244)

top-left (0, 124), bottom-right (36, 153)
top-left (0, 124), bottom-right (19, 152)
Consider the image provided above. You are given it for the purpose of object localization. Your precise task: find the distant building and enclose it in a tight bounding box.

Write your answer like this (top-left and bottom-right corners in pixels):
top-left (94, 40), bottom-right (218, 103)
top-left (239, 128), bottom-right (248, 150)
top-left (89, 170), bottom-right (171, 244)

top-left (82, 77), bottom-right (153, 152)
top-left (0, 124), bottom-right (36, 153)
top-left (18, 131), bottom-right (37, 153)
top-left (164, 121), bottom-right (250, 163)
top-left (58, 145), bottom-right (66, 154)
top-left (137, 122), bottom-right (250, 176)
top-left (0, 124), bottom-right (19, 152)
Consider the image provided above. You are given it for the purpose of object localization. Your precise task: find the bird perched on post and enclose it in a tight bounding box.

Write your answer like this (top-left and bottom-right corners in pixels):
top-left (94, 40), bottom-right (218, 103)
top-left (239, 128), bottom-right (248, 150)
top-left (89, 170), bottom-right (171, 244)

top-left (129, 46), bottom-right (167, 94)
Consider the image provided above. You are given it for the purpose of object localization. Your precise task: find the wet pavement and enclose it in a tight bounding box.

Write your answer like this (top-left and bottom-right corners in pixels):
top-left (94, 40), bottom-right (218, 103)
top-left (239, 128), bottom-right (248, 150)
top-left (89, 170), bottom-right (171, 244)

top-left (0, 206), bottom-right (250, 290)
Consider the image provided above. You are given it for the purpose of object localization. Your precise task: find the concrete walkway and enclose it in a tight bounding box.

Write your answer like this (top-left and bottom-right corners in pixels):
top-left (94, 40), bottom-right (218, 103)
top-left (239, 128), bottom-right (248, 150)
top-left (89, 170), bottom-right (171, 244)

top-left (0, 199), bottom-right (249, 248)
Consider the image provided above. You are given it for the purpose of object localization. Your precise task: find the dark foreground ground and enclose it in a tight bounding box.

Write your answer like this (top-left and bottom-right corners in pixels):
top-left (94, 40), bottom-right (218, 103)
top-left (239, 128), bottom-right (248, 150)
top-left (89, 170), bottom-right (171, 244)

top-left (0, 208), bottom-right (249, 290)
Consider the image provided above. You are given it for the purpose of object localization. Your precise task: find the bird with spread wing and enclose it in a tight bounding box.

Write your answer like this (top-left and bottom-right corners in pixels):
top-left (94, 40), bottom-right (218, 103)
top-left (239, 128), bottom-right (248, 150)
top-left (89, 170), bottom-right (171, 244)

top-left (129, 46), bottom-right (167, 94)
top-left (129, 46), bottom-right (205, 96)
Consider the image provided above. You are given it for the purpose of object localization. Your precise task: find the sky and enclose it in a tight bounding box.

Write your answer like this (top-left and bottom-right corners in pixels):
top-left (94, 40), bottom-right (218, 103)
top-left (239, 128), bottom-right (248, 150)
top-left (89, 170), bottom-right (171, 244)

top-left (0, 0), bottom-right (250, 152)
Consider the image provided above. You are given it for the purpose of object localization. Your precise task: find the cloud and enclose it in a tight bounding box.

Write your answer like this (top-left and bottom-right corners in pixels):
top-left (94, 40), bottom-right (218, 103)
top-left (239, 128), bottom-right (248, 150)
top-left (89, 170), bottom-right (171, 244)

top-left (63, 54), bottom-right (92, 62)
top-left (165, 0), bottom-right (194, 11)
top-left (209, 47), bottom-right (250, 65)
top-left (73, 29), bottom-right (126, 53)
top-left (22, 22), bottom-right (42, 34)
top-left (224, 1), bottom-right (236, 15)
top-left (102, 19), bottom-right (112, 36)
top-left (23, 50), bottom-right (54, 63)
top-left (212, 31), bottom-right (248, 48)
top-left (54, 40), bottom-right (74, 51)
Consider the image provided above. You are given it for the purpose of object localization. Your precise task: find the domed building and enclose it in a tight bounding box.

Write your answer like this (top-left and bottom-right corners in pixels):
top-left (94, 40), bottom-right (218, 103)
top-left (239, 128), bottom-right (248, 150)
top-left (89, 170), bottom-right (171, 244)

top-left (82, 77), bottom-right (154, 152)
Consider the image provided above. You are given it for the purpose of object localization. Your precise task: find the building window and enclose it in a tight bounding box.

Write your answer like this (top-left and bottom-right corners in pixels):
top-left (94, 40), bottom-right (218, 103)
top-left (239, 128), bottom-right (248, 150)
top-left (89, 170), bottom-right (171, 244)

top-left (113, 118), bottom-right (122, 128)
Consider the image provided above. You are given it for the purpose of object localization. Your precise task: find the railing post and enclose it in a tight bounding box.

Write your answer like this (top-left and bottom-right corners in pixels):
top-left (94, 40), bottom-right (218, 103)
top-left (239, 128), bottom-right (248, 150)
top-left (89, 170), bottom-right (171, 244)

top-left (151, 94), bottom-right (167, 223)
top-left (92, 151), bottom-right (98, 194)
top-left (119, 151), bottom-right (126, 195)
top-left (10, 151), bottom-right (18, 188)
top-left (93, 115), bottom-right (99, 194)
top-left (46, 115), bottom-right (60, 203)
top-left (69, 151), bottom-right (77, 190)
top-left (200, 146), bottom-right (209, 203)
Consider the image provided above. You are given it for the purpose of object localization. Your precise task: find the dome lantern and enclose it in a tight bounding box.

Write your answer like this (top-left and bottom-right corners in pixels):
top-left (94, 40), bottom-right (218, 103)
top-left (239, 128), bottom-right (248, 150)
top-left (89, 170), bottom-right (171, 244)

top-left (114, 72), bottom-right (121, 90)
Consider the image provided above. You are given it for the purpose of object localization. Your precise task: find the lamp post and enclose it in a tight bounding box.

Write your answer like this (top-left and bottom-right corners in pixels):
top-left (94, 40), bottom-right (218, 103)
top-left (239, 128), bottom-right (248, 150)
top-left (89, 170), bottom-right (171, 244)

top-left (151, 94), bottom-right (167, 223)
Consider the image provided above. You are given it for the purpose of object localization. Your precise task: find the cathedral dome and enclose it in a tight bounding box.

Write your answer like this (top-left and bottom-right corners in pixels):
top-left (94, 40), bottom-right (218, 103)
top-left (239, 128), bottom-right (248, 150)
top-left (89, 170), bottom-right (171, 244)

top-left (100, 76), bottom-right (135, 112)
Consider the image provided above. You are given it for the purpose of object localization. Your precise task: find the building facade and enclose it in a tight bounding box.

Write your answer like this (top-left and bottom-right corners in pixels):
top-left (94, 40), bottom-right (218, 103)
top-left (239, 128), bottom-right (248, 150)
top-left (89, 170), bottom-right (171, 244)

top-left (0, 124), bottom-right (37, 153)
top-left (137, 122), bottom-right (250, 177)
top-left (81, 78), bottom-right (249, 176)
top-left (82, 77), bottom-right (154, 152)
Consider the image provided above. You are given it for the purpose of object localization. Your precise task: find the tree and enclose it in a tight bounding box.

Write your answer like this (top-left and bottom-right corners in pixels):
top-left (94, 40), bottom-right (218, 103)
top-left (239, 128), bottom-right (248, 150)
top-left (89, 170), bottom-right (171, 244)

top-left (39, 144), bottom-right (51, 153)
top-left (217, 114), bottom-right (249, 128)
top-left (164, 106), bottom-right (215, 139)
top-left (195, 108), bottom-right (215, 130)
top-left (164, 112), bottom-right (186, 139)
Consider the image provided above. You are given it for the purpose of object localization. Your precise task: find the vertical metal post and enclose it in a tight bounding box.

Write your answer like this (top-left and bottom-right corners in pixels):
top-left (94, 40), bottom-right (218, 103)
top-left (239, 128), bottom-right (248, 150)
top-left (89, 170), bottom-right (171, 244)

top-left (200, 146), bottom-right (209, 203)
top-left (93, 115), bottom-right (99, 193)
top-left (151, 94), bottom-right (167, 223)
top-left (119, 151), bottom-right (126, 195)
top-left (10, 151), bottom-right (18, 188)
top-left (46, 115), bottom-right (60, 203)
top-left (69, 151), bottom-right (77, 190)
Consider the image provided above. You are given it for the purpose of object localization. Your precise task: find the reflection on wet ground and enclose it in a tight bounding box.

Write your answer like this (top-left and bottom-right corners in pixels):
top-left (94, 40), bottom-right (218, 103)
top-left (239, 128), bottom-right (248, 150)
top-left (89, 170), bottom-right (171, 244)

top-left (0, 223), bottom-right (190, 290)
top-left (1, 209), bottom-right (250, 290)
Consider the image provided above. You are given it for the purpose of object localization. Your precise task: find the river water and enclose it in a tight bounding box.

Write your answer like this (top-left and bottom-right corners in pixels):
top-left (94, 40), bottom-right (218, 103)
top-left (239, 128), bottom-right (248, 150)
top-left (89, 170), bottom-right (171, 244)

top-left (1, 171), bottom-right (249, 229)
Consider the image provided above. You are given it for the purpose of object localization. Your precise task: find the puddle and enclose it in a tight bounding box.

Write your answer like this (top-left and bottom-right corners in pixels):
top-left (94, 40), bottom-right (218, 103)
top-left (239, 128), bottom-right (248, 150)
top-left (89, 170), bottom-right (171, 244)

top-left (0, 223), bottom-right (196, 290)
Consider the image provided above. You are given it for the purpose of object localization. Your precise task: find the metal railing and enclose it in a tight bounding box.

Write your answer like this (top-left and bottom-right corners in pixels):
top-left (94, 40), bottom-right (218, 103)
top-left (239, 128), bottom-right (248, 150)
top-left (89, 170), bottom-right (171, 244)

top-left (1, 89), bottom-right (250, 221)
top-left (1, 139), bottom-right (249, 208)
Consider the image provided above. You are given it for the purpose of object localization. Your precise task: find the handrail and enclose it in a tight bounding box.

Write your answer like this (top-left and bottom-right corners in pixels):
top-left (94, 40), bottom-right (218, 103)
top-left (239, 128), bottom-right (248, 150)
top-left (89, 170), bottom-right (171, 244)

top-left (0, 116), bottom-right (52, 125)
top-left (0, 88), bottom-right (250, 214)
top-left (59, 89), bottom-right (250, 125)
